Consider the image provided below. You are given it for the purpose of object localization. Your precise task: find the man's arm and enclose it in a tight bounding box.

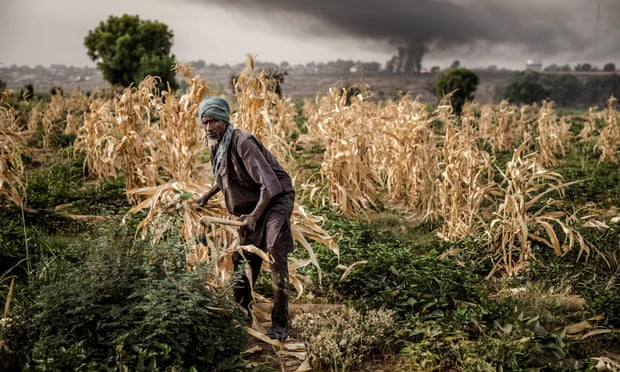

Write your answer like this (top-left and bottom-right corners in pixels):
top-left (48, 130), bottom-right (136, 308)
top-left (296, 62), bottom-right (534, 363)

top-left (239, 192), bottom-right (270, 231)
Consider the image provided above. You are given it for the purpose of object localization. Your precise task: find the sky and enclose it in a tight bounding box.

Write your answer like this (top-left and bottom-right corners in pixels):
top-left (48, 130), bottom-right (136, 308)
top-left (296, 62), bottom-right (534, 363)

top-left (1, 0), bottom-right (619, 71)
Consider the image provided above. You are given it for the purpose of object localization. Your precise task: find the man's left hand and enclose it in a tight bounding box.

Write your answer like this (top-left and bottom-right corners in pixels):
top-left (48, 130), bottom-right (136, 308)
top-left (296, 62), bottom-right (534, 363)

top-left (239, 214), bottom-right (258, 232)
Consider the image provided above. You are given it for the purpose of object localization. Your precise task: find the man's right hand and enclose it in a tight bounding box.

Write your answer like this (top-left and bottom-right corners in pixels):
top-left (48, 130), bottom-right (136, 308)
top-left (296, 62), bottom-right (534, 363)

top-left (193, 194), bottom-right (210, 208)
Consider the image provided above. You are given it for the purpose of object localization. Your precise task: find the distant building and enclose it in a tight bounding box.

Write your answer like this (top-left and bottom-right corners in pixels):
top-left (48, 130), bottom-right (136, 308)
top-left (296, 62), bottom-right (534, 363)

top-left (526, 59), bottom-right (543, 72)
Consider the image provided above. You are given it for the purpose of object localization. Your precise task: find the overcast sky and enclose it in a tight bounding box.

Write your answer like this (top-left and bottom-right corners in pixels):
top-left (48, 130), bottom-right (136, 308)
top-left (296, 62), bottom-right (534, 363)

top-left (1, 0), bottom-right (618, 70)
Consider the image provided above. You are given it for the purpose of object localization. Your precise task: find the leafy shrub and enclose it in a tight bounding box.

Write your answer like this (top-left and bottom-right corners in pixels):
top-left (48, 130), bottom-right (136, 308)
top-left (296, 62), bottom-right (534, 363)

top-left (434, 68), bottom-right (480, 114)
top-left (20, 229), bottom-right (248, 371)
top-left (292, 307), bottom-right (395, 371)
top-left (402, 308), bottom-right (573, 371)
top-left (0, 313), bottom-right (31, 371)
top-left (72, 175), bottom-right (128, 215)
top-left (334, 242), bottom-right (489, 323)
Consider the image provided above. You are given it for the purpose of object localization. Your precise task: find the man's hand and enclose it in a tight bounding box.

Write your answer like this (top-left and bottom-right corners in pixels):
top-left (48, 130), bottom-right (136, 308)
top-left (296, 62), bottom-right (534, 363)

top-left (239, 214), bottom-right (258, 232)
top-left (193, 194), bottom-right (211, 208)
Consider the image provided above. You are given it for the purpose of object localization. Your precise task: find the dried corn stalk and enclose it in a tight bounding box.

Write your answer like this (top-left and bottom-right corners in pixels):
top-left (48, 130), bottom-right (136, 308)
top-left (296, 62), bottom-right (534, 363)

top-left (436, 101), bottom-right (496, 240)
top-left (488, 139), bottom-right (592, 277)
top-left (596, 96), bottom-right (620, 163)
top-left (112, 62), bottom-right (339, 304)
top-left (0, 90), bottom-right (34, 207)
top-left (305, 83), bottom-right (381, 219)
top-left (75, 98), bottom-right (118, 179)
top-left (578, 106), bottom-right (600, 143)
top-left (535, 100), bottom-right (570, 168)
top-left (233, 54), bottom-right (297, 174)
top-left (479, 100), bottom-right (520, 153)
top-left (379, 94), bottom-right (441, 219)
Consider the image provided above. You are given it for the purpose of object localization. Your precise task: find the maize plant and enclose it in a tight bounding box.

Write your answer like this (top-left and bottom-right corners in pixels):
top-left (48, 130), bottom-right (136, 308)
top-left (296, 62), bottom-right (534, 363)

top-left (578, 106), bottom-right (600, 143)
top-left (596, 96), bottom-right (620, 164)
top-left (379, 94), bottom-right (441, 219)
top-left (74, 98), bottom-right (118, 180)
top-left (479, 100), bottom-right (520, 153)
top-left (0, 90), bottom-right (34, 207)
top-left (436, 101), bottom-right (497, 240)
top-left (535, 100), bottom-right (570, 168)
top-left (232, 54), bottom-right (297, 174)
top-left (305, 83), bottom-right (382, 219)
top-left (488, 139), bottom-right (591, 277)
top-left (113, 63), bottom-right (339, 315)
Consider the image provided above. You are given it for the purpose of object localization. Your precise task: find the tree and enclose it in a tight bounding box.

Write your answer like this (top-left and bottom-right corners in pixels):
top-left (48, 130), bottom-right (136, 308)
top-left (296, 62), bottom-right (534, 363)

top-left (575, 63), bottom-right (593, 72)
top-left (500, 71), bottom-right (550, 105)
top-left (603, 63), bottom-right (616, 72)
top-left (84, 14), bottom-right (178, 90)
top-left (540, 74), bottom-right (583, 107)
top-left (582, 74), bottom-right (620, 107)
top-left (434, 67), bottom-right (479, 114)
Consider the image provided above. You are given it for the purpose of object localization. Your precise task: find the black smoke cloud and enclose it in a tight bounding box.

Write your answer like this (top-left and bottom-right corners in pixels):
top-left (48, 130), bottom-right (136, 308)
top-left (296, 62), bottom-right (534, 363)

top-left (200, 0), bottom-right (620, 69)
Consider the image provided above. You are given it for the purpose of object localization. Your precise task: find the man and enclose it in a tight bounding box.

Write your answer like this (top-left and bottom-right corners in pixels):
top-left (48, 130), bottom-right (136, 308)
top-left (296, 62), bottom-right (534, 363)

top-left (194, 96), bottom-right (295, 340)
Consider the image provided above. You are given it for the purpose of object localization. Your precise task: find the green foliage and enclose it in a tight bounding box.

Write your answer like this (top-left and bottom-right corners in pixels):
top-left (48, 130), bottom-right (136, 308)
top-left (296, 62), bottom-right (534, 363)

top-left (556, 158), bottom-right (620, 207)
top-left (402, 303), bottom-right (575, 371)
top-left (434, 67), bottom-right (479, 114)
top-left (0, 311), bottom-right (31, 371)
top-left (73, 175), bottom-right (128, 216)
top-left (0, 206), bottom-right (75, 286)
top-left (293, 307), bottom-right (395, 371)
top-left (540, 73), bottom-right (583, 107)
top-left (20, 230), bottom-right (248, 371)
top-left (337, 246), bottom-right (489, 323)
top-left (500, 71), bottom-right (620, 108)
top-left (523, 239), bottom-right (620, 328)
top-left (25, 161), bottom-right (83, 209)
top-left (312, 210), bottom-right (488, 321)
top-left (603, 63), bottom-right (616, 72)
top-left (84, 14), bottom-right (178, 91)
top-left (499, 71), bottom-right (551, 105)
top-left (307, 209), bottom-right (597, 370)
top-left (582, 74), bottom-right (620, 108)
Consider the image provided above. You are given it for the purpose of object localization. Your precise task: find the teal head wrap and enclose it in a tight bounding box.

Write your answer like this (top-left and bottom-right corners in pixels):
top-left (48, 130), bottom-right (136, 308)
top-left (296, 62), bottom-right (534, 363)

top-left (198, 96), bottom-right (230, 123)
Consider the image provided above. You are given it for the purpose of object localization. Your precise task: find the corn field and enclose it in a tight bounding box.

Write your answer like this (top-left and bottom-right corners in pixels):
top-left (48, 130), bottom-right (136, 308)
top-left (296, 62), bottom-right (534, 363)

top-left (2, 62), bottom-right (620, 285)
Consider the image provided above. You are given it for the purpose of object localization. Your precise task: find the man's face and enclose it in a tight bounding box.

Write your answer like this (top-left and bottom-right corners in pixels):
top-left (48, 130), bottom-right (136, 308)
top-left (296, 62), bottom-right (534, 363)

top-left (201, 115), bottom-right (227, 141)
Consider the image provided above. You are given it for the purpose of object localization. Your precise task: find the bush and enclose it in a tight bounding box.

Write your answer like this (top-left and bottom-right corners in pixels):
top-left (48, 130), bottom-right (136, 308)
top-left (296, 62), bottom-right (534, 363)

top-left (434, 68), bottom-right (479, 114)
top-left (17, 230), bottom-right (248, 371)
top-left (293, 307), bottom-right (395, 371)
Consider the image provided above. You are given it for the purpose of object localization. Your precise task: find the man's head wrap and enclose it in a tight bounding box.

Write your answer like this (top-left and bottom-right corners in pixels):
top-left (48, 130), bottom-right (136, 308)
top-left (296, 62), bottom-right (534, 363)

top-left (198, 96), bottom-right (230, 123)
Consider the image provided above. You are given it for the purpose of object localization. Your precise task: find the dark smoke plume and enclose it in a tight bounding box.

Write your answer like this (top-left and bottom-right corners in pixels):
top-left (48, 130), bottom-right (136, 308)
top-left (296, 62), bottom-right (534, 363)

top-left (196, 0), bottom-right (620, 72)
